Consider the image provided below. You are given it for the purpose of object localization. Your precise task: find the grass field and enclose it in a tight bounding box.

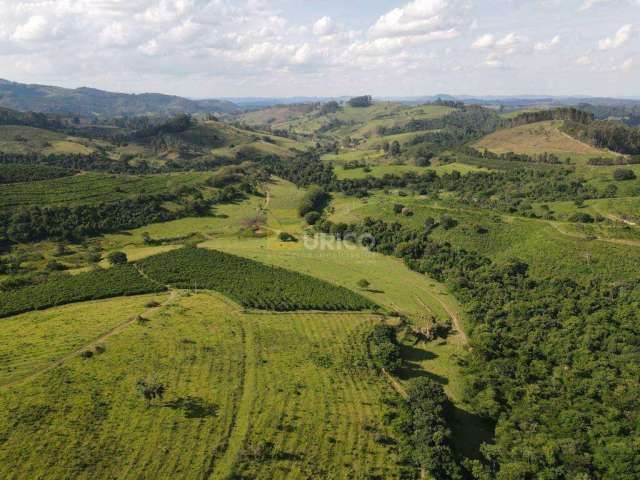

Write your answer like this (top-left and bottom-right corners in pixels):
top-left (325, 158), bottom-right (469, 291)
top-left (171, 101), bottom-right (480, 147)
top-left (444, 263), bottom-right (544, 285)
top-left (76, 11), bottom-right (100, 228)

top-left (0, 294), bottom-right (166, 385)
top-left (0, 172), bottom-right (209, 210)
top-left (0, 293), bottom-right (403, 479)
top-left (0, 125), bottom-right (94, 155)
top-left (474, 120), bottom-right (618, 163)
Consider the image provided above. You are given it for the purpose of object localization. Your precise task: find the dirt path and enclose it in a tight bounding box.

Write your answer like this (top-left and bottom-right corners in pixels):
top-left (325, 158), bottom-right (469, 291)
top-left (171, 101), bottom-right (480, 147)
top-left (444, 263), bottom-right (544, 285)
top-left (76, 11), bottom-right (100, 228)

top-left (546, 220), bottom-right (640, 247)
top-left (0, 290), bottom-right (178, 390)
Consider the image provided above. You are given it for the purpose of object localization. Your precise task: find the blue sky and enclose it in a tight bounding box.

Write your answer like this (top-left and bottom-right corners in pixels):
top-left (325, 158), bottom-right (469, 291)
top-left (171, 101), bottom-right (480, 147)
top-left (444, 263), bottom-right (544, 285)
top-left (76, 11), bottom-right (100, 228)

top-left (0, 0), bottom-right (638, 98)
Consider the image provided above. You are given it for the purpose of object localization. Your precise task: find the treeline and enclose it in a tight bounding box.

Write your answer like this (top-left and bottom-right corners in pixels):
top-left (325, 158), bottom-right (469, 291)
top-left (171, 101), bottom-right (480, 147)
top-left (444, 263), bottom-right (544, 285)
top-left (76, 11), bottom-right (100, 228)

top-left (377, 106), bottom-right (502, 139)
top-left (275, 151), bottom-right (602, 215)
top-left (587, 155), bottom-right (640, 166)
top-left (562, 119), bottom-right (640, 155)
top-left (319, 216), bottom-right (640, 479)
top-left (462, 146), bottom-right (566, 165)
top-left (0, 164), bottom-right (73, 184)
top-left (506, 107), bottom-right (594, 127)
top-left (0, 184), bottom-right (247, 244)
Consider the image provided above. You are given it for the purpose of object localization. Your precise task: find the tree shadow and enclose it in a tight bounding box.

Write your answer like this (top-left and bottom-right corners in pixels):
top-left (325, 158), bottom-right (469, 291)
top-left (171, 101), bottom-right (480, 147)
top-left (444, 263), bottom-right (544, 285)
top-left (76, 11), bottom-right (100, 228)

top-left (450, 405), bottom-right (495, 460)
top-left (164, 396), bottom-right (218, 419)
top-left (396, 343), bottom-right (448, 383)
top-left (365, 289), bottom-right (385, 294)
top-left (401, 343), bottom-right (437, 362)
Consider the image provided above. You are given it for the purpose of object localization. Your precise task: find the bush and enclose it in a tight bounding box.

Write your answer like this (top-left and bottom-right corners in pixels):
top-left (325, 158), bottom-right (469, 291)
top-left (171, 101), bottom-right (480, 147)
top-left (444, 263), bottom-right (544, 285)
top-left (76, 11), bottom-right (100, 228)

top-left (299, 187), bottom-right (331, 217)
top-left (304, 211), bottom-right (321, 225)
top-left (369, 324), bottom-right (402, 372)
top-left (278, 232), bottom-right (297, 242)
top-left (107, 251), bottom-right (128, 265)
top-left (613, 168), bottom-right (637, 181)
top-left (440, 214), bottom-right (458, 230)
top-left (569, 212), bottom-right (595, 223)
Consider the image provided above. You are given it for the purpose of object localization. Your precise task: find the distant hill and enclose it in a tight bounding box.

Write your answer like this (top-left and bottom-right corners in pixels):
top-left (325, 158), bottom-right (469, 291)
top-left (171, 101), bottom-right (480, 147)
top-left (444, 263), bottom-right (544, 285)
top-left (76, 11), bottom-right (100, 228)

top-left (0, 79), bottom-right (240, 117)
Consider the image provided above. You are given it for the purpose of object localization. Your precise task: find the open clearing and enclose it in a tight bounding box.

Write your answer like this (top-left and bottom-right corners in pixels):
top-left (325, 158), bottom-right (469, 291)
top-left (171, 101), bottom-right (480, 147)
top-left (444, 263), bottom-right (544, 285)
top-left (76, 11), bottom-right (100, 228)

top-left (474, 120), bottom-right (617, 161)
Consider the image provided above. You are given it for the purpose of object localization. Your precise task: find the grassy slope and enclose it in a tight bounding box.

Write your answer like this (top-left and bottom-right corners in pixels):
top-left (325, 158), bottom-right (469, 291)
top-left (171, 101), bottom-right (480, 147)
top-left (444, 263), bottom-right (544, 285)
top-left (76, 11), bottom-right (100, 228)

top-left (0, 293), bottom-right (401, 479)
top-left (473, 120), bottom-right (618, 163)
top-left (0, 125), bottom-right (94, 155)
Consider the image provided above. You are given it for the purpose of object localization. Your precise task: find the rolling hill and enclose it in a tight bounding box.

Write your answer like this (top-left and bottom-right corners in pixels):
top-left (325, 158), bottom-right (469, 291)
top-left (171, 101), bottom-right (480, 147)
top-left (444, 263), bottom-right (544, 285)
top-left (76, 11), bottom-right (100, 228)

top-left (0, 79), bottom-right (240, 117)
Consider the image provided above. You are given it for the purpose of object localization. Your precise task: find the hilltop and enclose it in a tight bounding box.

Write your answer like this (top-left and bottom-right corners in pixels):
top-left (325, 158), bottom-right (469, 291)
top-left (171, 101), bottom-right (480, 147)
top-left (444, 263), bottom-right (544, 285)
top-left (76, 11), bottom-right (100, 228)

top-left (0, 79), bottom-right (240, 117)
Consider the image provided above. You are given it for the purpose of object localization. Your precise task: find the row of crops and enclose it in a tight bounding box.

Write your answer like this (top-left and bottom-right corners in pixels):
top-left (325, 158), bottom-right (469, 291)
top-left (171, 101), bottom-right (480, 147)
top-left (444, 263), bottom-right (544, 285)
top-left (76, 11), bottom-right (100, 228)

top-left (137, 247), bottom-right (376, 311)
top-left (0, 265), bottom-right (166, 318)
top-left (0, 172), bottom-right (205, 210)
top-left (0, 164), bottom-right (73, 184)
top-left (0, 247), bottom-right (375, 318)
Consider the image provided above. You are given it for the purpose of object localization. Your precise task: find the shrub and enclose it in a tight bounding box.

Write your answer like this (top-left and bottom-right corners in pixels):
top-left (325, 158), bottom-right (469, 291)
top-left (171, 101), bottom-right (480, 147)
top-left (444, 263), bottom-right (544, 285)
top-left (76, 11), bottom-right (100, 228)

top-left (304, 211), bottom-right (321, 225)
top-left (278, 232), bottom-right (297, 242)
top-left (569, 212), bottom-right (595, 223)
top-left (107, 251), bottom-right (128, 265)
top-left (613, 168), bottom-right (637, 181)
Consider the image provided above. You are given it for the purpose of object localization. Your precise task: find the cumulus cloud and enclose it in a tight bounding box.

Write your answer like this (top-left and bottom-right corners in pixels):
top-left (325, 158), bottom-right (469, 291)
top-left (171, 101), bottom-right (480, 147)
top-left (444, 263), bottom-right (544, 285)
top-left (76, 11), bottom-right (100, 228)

top-left (12, 16), bottom-right (49, 41)
top-left (369, 0), bottom-right (470, 39)
top-left (599, 24), bottom-right (634, 49)
top-left (313, 16), bottom-right (339, 36)
top-left (534, 35), bottom-right (561, 51)
top-left (471, 32), bottom-right (522, 50)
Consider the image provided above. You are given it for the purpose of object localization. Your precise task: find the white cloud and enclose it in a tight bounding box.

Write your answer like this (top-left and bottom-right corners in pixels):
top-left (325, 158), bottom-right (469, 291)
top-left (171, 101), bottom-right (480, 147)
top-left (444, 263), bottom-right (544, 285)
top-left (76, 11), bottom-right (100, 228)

top-left (369, 0), bottom-right (470, 39)
top-left (534, 35), bottom-right (561, 51)
top-left (313, 16), bottom-right (338, 36)
top-left (576, 55), bottom-right (592, 65)
top-left (472, 32), bottom-right (522, 50)
top-left (472, 34), bottom-right (494, 49)
top-left (598, 24), bottom-right (634, 49)
top-left (12, 15), bottom-right (49, 41)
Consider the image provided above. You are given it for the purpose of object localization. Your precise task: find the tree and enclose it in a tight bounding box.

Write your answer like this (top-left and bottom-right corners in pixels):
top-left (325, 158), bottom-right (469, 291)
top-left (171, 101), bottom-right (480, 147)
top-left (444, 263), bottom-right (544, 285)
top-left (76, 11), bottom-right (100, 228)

top-left (107, 251), bottom-right (128, 265)
top-left (357, 279), bottom-right (370, 289)
top-left (348, 95), bottom-right (373, 108)
top-left (390, 141), bottom-right (401, 156)
top-left (136, 379), bottom-right (167, 408)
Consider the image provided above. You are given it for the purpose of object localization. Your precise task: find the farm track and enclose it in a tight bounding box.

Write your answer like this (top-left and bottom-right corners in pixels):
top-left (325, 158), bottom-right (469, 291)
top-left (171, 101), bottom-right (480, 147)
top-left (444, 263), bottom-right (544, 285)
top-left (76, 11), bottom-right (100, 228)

top-left (0, 289), bottom-right (178, 390)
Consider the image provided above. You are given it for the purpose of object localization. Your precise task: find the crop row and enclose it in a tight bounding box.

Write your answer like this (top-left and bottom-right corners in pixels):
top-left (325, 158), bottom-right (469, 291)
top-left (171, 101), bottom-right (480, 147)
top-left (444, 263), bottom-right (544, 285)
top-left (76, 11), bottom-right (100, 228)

top-left (138, 247), bottom-right (376, 311)
top-left (0, 172), bottom-right (204, 209)
top-left (0, 265), bottom-right (166, 318)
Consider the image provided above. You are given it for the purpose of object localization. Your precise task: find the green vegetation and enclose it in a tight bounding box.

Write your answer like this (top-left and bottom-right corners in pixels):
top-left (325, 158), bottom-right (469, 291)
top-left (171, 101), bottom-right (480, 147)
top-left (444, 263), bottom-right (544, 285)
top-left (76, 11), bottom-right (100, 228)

top-left (137, 247), bottom-right (375, 311)
top-left (0, 172), bottom-right (206, 210)
top-left (0, 265), bottom-right (165, 318)
top-left (0, 294), bottom-right (401, 478)
top-left (0, 164), bottom-right (73, 184)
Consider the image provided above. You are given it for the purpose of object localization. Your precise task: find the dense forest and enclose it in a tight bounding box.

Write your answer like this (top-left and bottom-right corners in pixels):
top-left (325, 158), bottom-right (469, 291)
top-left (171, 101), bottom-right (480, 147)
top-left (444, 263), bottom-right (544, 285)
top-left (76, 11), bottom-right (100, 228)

top-left (317, 216), bottom-right (640, 479)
